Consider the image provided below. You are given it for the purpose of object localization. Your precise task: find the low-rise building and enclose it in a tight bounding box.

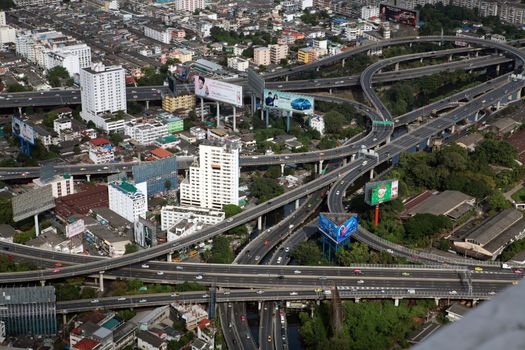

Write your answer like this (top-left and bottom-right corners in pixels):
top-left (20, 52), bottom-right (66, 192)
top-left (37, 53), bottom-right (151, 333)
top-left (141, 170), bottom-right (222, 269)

top-left (154, 135), bottom-right (180, 149)
top-left (454, 209), bottom-right (525, 259)
top-left (172, 304), bottom-right (208, 331)
top-left (161, 205), bottom-right (225, 231)
top-left (488, 117), bottom-right (521, 138)
top-left (144, 24), bottom-right (172, 44)
top-left (455, 133), bottom-right (483, 151)
top-left (148, 148), bottom-right (174, 160)
top-left (33, 173), bottom-right (74, 198)
top-left (404, 190), bottom-right (475, 220)
top-left (125, 120), bottom-right (169, 145)
top-left (130, 306), bottom-right (170, 331)
top-left (89, 138), bottom-right (115, 164)
top-left (137, 330), bottom-right (166, 350)
top-left (157, 112), bottom-right (184, 133)
top-left (162, 94), bottom-right (196, 114)
top-left (446, 303), bottom-right (471, 322)
top-left (227, 57), bottom-right (250, 72)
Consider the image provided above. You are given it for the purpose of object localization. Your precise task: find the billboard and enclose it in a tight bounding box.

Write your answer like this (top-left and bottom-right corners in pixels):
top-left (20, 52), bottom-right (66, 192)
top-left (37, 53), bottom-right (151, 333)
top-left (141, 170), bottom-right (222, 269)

top-left (380, 4), bottom-right (418, 27)
top-left (66, 219), bottom-right (85, 238)
top-left (263, 89), bottom-right (315, 115)
top-left (194, 75), bottom-right (243, 107)
top-left (365, 179), bottom-right (399, 206)
top-left (12, 117), bottom-right (35, 145)
top-left (12, 185), bottom-right (55, 222)
top-left (134, 218), bottom-right (157, 248)
top-left (318, 213), bottom-right (358, 244)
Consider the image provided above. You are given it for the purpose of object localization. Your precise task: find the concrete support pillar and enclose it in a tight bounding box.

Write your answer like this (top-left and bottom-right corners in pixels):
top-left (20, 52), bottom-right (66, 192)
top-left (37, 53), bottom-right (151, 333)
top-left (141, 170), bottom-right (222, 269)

top-left (40, 280), bottom-right (45, 287)
top-left (216, 101), bottom-right (220, 128)
top-left (18, 106), bottom-right (22, 115)
top-left (394, 298), bottom-right (399, 307)
top-left (257, 216), bottom-right (263, 231)
top-left (329, 88), bottom-right (332, 94)
top-left (258, 302), bottom-right (262, 310)
top-left (145, 100), bottom-right (150, 110)
top-left (351, 154), bottom-right (356, 161)
top-left (449, 54), bottom-right (453, 62)
top-left (34, 214), bottom-right (40, 237)
top-left (99, 271), bottom-right (104, 292)
top-left (497, 100), bottom-right (501, 110)
top-left (434, 298), bottom-right (440, 306)
top-left (355, 298), bottom-right (360, 303)
top-left (200, 98), bottom-right (204, 122)
top-left (395, 62), bottom-right (399, 71)
top-left (420, 57), bottom-right (423, 63)
top-left (451, 124), bottom-right (456, 134)
top-left (280, 163), bottom-right (285, 176)
top-left (517, 89), bottom-right (522, 99)
top-left (63, 314), bottom-right (67, 325)
top-left (496, 64), bottom-right (500, 74)
top-left (265, 110), bottom-right (269, 128)
top-left (295, 199), bottom-right (300, 210)
top-left (261, 108), bottom-right (264, 121)
top-left (319, 160), bottom-right (324, 175)
top-left (473, 299), bottom-right (479, 305)
top-left (475, 51), bottom-right (479, 57)
top-left (167, 253), bottom-right (172, 262)
top-left (474, 111), bottom-right (479, 122)
top-left (343, 158), bottom-right (347, 166)
top-left (342, 58), bottom-right (345, 67)
top-left (86, 174), bottom-right (91, 182)
top-left (286, 111), bottom-right (291, 133)
top-left (285, 75), bottom-right (289, 82)
top-left (369, 168), bottom-right (374, 180)
top-left (233, 106), bottom-right (237, 132)
top-left (314, 163), bottom-right (318, 174)
top-left (409, 42), bottom-right (412, 47)
top-left (252, 95), bottom-right (256, 113)
top-left (386, 135), bottom-right (391, 144)
top-left (316, 66), bottom-right (320, 72)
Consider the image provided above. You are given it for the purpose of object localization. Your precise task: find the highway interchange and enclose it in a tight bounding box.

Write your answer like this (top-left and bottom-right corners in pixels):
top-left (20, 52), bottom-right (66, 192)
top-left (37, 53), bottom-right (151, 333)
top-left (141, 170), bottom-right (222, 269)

top-left (1, 35), bottom-right (525, 349)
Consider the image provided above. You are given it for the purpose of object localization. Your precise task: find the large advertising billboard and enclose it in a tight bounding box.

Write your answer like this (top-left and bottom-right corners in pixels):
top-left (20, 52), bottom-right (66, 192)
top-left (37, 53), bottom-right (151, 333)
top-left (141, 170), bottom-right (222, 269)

top-left (12, 117), bottom-right (35, 145)
top-left (380, 4), bottom-right (418, 27)
top-left (365, 179), bottom-right (399, 206)
top-left (263, 89), bottom-right (315, 115)
top-left (66, 219), bottom-right (85, 238)
top-left (319, 213), bottom-right (358, 244)
top-left (194, 75), bottom-right (243, 107)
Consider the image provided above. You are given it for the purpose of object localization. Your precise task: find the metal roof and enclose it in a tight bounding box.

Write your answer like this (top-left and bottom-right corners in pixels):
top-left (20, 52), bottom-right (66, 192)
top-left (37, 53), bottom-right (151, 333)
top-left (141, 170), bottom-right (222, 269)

top-left (0, 286), bottom-right (55, 305)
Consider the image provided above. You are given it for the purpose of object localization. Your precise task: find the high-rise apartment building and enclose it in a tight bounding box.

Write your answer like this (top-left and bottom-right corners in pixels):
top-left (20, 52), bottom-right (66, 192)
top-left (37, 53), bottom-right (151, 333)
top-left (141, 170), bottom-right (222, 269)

top-left (180, 142), bottom-right (240, 210)
top-left (80, 63), bottom-right (127, 132)
top-left (0, 286), bottom-right (57, 336)
top-left (108, 180), bottom-right (148, 222)
top-left (253, 47), bottom-right (271, 66)
top-left (361, 5), bottom-right (379, 19)
top-left (269, 44), bottom-right (289, 64)
top-left (176, 0), bottom-right (205, 12)
top-left (0, 11), bottom-right (6, 26)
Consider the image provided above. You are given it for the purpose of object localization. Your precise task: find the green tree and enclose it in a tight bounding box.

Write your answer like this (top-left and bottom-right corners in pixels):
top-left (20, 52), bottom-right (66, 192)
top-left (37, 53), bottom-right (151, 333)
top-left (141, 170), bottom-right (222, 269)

top-left (7, 83), bottom-right (32, 92)
top-left (323, 111), bottom-right (346, 134)
top-left (249, 176), bottom-right (284, 203)
top-left (487, 191), bottom-right (511, 212)
top-left (207, 236), bottom-right (234, 264)
top-left (42, 112), bottom-right (59, 128)
top-left (336, 242), bottom-right (370, 265)
top-left (124, 243), bottom-right (139, 255)
top-left (117, 309), bottom-right (137, 321)
top-left (292, 241), bottom-right (323, 266)
top-left (110, 132), bottom-right (123, 145)
top-left (0, 198), bottom-right (13, 225)
top-left (403, 213), bottom-right (452, 243)
top-left (46, 66), bottom-right (72, 87)
top-left (223, 204), bottom-right (242, 218)
top-left (164, 179), bottom-right (172, 192)
top-left (0, 0), bottom-right (15, 10)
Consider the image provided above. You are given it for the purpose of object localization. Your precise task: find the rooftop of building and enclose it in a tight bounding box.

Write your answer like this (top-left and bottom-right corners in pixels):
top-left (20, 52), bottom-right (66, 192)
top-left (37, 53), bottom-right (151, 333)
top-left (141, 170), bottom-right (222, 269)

top-left (455, 132), bottom-right (484, 148)
top-left (405, 190), bottom-right (475, 217)
top-left (136, 330), bottom-right (164, 348)
top-left (73, 338), bottom-right (100, 350)
top-left (150, 148), bottom-right (173, 159)
top-left (0, 224), bottom-right (15, 239)
top-left (90, 207), bottom-right (131, 229)
top-left (490, 117), bottom-right (520, 132)
top-left (465, 208), bottom-right (523, 247)
top-left (89, 138), bottom-right (111, 146)
top-left (483, 218), bottom-right (525, 255)
top-left (27, 230), bottom-right (66, 248)
top-left (0, 286), bottom-right (56, 305)
top-left (446, 303), bottom-right (471, 317)
top-left (161, 205), bottom-right (225, 217)
top-left (157, 135), bottom-right (179, 144)
top-left (86, 223), bottom-right (131, 244)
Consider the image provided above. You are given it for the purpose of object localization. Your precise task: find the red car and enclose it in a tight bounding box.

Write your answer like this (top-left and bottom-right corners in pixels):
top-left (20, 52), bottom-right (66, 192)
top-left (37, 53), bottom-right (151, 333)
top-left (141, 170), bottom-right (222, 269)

top-left (52, 269), bottom-right (61, 273)
top-left (264, 240), bottom-right (269, 246)
top-left (514, 268), bottom-right (523, 275)
top-left (53, 262), bottom-right (63, 267)
top-left (240, 315), bottom-right (246, 322)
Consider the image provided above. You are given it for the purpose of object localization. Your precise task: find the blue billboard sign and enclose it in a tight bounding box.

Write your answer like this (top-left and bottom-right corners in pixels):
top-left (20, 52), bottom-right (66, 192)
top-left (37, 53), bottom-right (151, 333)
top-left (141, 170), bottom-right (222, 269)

top-left (318, 213), bottom-right (358, 244)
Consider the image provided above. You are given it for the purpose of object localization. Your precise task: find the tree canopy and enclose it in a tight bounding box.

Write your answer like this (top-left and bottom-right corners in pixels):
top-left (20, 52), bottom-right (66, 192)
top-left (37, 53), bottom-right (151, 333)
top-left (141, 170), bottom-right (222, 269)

top-left (249, 176), bottom-right (284, 203)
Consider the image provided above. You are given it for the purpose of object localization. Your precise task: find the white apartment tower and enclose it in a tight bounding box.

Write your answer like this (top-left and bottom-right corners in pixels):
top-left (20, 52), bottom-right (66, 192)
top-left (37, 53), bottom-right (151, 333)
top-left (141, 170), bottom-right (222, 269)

top-left (176, 0), bottom-right (205, 12)
top-left (80, 63), bottom-right (127, 132)
top-left (253, 47), bottom-right (271, 66)
top-left (269, 44), bottom-right (288, 64)
top-left (108, 180), bottom-right (148, 222)
top-left (180, 142), bottom-right (240, 210)
top-left (0, 12), bottom-right (6, 26)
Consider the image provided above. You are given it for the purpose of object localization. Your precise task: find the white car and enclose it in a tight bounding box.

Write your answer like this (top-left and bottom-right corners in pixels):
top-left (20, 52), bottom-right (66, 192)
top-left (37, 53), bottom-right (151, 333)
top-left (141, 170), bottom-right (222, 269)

top-left (290, 292), bottom-right (298, 296)
top-left (284, 247), bottom-right (290, 253)
top-left (157, 271), bottom-right (164, 276)
top-left (91, 299), bottom-right (99, 303)
top-left (117, 297), bottom-right (126, 301)
top-left (289, 224), bottom-right (294, 229)
top-left (336, 191), bottom-right (340, 196)
top-left (139, 299), bottom-right (147, 303)
top-left (277, 257), bottom-right (282, 264)
top-left (176, 266), bottom-right (183, 270)
top-left (141, 264), bottom-right (149, 268)
top-left (357, 280), bottom-right (365, 284)
top-left (362, 160), bottom-right (368, 166)
top-left (256, 290), bottom-right (264, 295)
top-left (224, 291), bottom-right (231, 295)
top-left (171, 293), bottom-right (178, 297)
top-left (449, 290), bottom-right (457, 295)
top-left (294, 270), bottom-right (301, 274)
top-left (195, 275), bottom-right (203, 280)
top-left (202, 294), bottom-right (209, 298)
